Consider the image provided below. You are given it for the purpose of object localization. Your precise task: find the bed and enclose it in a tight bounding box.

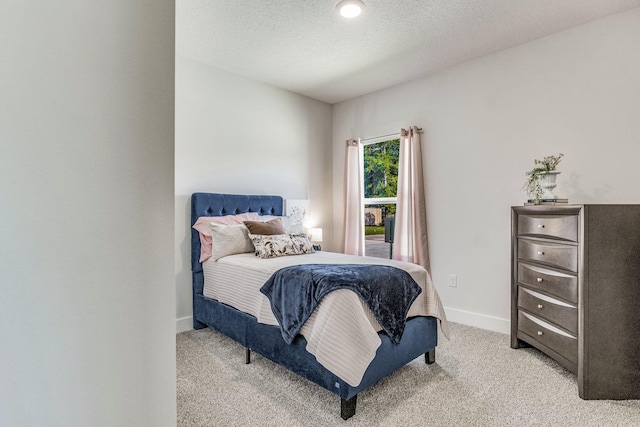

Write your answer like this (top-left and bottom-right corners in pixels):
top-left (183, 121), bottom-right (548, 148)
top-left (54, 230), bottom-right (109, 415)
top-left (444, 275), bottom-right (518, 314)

top-left (191, 192), bottom-right (447, 419)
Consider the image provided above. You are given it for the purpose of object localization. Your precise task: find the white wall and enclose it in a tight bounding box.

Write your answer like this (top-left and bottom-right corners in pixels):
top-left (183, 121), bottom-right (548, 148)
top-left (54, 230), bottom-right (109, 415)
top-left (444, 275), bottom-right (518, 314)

top-left (0, 2), bottom-right (175, 426)
top-left (332, 8), bottom-right (640, 333)
top-left (175, 56), bottom-right (332, 331)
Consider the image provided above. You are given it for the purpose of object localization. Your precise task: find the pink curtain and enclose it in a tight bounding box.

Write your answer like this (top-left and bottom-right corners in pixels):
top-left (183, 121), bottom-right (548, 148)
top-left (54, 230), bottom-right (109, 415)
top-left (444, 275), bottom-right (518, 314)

top-left (392, 127), bottom-right (431, 271)
top-left (343, 139), bottom-right (364, 255)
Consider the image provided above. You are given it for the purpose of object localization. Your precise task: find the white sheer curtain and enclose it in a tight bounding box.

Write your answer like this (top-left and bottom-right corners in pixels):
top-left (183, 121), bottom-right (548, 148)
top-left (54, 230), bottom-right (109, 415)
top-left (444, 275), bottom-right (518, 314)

top-left (343, 139), bottom-right (364, 255)
top-left (392, 127), bottom-right (431, 271)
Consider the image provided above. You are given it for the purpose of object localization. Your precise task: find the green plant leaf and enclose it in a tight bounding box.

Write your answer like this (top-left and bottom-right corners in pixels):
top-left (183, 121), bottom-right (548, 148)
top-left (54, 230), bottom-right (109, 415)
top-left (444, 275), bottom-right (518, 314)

top-left (522, 153), bottom-right (564, 200)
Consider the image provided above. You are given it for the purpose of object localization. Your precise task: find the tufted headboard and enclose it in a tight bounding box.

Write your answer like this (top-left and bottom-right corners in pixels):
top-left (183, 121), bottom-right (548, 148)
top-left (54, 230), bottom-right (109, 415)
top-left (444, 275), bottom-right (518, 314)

top-left (190, 193), bottom-right (284, 294)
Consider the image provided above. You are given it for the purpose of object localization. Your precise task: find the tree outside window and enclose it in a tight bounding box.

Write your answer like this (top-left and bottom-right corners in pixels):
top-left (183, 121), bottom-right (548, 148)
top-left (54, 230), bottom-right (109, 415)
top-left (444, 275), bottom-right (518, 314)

top-left (363, 138), bottom-right (399, 258)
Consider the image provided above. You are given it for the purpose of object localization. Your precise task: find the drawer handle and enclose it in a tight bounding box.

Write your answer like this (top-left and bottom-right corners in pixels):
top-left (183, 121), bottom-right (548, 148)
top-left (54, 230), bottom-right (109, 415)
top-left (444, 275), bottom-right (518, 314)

top-left (537, 331), bottom-right (544, 336)
top-left (537, 224), bottom-right (545, 229)
top-left (536, 277), bottom-right (543, 283)
top-left (537, 304), bottom-right (544, 309)
top-left (537, 251), bottom-right (545, 255)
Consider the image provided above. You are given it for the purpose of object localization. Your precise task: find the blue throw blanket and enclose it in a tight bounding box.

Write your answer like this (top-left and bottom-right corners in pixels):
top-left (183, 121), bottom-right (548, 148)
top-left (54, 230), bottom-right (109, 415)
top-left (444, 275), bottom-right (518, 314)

top-left (260, 264), bottom-right (422, 345)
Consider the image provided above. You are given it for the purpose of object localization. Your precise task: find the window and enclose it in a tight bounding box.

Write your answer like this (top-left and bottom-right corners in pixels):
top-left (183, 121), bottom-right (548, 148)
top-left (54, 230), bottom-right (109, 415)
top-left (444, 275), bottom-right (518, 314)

top-left (362, 138), bottom-right (400, 258)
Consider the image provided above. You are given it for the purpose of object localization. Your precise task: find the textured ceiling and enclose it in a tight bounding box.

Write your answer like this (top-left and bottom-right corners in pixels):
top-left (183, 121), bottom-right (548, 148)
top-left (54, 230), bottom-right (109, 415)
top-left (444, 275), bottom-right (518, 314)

top-left (176, 0), bottom-right (640, 104)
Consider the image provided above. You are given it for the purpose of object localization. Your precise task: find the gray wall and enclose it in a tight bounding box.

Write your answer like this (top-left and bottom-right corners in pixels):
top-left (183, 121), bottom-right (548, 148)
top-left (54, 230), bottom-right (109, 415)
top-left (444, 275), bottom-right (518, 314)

top-left (332, 8), bottom-right (640, 332)
top-left (174, 56), bottom-right (333, 331)
top-left (0, 2), bottom-right (176, 425)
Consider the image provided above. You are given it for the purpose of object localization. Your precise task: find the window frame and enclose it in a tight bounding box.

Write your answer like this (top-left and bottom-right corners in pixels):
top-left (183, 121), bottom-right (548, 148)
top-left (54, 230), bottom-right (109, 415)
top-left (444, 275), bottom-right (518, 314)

top-left (361, 135), bottom-right (399, 206)
top-left (361, 135), bottom-right (399, 257)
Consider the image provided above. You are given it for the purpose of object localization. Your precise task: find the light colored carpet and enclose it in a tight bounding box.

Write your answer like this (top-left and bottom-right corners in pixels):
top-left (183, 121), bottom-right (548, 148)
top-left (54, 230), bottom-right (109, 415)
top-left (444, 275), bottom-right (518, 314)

top-left (177, 322), bottom-right (640, 426)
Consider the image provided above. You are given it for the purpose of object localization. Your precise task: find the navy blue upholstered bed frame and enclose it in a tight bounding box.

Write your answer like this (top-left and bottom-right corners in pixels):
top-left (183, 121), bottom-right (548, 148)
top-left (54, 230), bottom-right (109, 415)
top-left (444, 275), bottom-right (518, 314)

top-left (191, 192), bottom-right (438, 420)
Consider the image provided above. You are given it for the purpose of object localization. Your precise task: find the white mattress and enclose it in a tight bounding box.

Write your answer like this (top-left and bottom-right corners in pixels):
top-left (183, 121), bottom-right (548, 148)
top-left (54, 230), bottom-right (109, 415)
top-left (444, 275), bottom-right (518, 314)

top-left (202, 251), bottom-right (449, 387)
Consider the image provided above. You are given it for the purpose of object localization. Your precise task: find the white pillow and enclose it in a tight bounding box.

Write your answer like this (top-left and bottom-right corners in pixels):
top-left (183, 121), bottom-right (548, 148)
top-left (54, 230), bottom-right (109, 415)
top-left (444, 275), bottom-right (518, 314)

top-left (193, 212), bottom-right (262, 263)
top-left (210, 224), bottom-right (254, 260)
top-left (280, 215), bottom-right (307, 235)
top-left (248, 233), bottom-right (315, 259)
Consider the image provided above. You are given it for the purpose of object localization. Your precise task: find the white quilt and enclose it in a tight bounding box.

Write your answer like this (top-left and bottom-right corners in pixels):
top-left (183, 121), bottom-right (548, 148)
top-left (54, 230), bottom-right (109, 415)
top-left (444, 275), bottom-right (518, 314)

top-left (202, 251), bottom-right (449, 387)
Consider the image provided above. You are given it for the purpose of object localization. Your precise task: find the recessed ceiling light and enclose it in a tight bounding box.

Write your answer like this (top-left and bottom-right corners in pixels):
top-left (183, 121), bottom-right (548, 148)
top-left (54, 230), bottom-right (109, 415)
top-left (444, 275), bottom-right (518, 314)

top-left (336, 0), bottom-right (365, 18)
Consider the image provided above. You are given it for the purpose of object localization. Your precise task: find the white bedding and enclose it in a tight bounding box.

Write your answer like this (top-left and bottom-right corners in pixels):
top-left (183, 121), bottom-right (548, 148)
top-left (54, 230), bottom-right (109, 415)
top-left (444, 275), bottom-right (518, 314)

top-left (202, 251), bottom-right (449, 387)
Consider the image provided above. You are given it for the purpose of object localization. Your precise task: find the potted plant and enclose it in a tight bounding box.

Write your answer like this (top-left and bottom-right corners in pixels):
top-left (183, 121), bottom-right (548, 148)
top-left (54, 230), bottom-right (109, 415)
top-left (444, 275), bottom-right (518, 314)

top-left (523, 153), bottom-right (564, 202)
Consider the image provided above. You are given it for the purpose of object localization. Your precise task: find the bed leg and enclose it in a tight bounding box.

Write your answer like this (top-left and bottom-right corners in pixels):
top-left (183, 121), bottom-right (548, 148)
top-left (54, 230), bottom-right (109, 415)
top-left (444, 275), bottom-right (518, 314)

top-left (245, 348), bottom-right (251, 364)
top-left (425, 348), bottom-right (436, 364)
top-left (340, 395), bottom-right (357, 420)
top-left (193, 318), bottom-right (207, 330)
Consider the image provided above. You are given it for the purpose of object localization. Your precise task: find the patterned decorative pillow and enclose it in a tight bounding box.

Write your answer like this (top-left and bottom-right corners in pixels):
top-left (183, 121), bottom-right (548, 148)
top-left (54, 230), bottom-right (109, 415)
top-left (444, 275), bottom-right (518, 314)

top-left (210, 224), bottom-right (254, 260)
top-left (248, 233), bottom-right (315, 259)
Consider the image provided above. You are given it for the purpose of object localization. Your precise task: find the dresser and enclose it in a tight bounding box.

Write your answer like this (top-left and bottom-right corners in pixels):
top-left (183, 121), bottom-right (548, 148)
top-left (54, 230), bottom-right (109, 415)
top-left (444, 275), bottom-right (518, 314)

top-left (511, 204), bottom-right (640, 399)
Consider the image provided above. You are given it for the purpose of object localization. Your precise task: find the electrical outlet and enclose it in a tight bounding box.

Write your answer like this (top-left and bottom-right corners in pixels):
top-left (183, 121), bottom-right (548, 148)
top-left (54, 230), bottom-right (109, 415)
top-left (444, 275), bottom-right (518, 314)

top-left (448, 274), bottom-right (457, 288)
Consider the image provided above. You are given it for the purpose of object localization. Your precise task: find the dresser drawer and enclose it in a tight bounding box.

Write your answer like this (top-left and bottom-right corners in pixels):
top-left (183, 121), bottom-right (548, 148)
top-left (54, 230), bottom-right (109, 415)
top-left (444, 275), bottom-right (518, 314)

top-left (518, 215), bottom-right (578, 242)
top-left (517, 262), bottom-right (577, 303)
top-left (518, 311), bottom-right (577, 365)
top-left (518, 239), bottom-right (577, 272)
top-left (518, 287), bottom-right (577, 334)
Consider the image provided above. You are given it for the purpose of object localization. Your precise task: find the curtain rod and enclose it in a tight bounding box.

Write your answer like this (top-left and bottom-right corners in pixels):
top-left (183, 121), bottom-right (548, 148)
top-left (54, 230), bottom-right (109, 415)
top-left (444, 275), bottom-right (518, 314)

top-left (360, 127), bottom-right (423, 143)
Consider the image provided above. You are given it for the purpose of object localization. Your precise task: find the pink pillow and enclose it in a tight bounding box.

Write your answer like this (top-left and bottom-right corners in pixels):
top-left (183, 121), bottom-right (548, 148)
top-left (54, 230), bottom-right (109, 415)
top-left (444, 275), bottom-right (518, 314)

top-left (193, 212), bottom-right (261, 262)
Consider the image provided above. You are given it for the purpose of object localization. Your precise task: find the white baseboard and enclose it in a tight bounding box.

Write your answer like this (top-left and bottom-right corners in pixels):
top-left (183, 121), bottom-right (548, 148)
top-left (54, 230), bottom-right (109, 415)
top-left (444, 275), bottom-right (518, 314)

top-left (176, 316), bottom-right (194, 333)
top-left (444, 307), bottom-right (510, 335)
top-left (176, 310), bottom-right (510, 335)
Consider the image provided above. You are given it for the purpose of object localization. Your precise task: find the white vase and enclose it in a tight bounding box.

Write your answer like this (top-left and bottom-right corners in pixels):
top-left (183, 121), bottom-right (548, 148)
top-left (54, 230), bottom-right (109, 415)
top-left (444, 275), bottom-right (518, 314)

top-left (540, 171), bottom-right (560, 200)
